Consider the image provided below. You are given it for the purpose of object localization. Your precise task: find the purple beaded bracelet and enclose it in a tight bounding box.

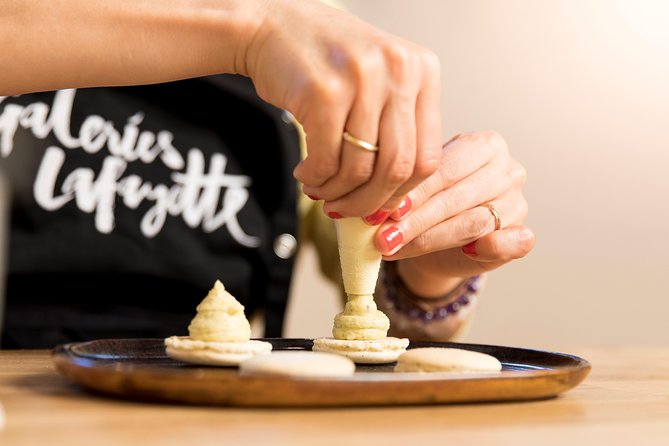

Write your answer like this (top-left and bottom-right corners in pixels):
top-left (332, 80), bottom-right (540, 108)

top-left (381, 261), bottom-right (481, 323)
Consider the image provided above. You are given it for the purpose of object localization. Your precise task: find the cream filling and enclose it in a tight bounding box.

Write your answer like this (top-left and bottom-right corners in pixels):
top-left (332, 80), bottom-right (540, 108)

top-left (188, 280), bottom-right (251, 342)
top-left (333, 293), bottom-right (390, 340)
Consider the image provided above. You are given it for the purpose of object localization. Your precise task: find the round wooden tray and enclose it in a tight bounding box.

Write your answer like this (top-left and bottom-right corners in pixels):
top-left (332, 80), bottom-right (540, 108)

top-left (53, 338), bottom-right (590, 407)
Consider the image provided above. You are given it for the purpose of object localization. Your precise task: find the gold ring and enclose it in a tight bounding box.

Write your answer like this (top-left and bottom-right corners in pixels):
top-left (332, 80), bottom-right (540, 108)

top-left (342, 131), bottom-right (379, 152)
top-left (484, 203), bottom-right (502, 231)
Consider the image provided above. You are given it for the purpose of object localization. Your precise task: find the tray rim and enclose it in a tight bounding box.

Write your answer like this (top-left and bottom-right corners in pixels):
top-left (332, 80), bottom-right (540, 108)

top-left (53, 338), bottom-right (591, 407)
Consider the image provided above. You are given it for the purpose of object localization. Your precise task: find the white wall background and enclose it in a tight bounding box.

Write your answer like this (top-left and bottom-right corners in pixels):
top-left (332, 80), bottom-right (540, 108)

top-left (286, 0), bottom-right (669, 349)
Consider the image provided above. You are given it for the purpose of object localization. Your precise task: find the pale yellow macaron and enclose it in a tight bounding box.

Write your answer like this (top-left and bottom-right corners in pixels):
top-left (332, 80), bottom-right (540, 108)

top-left (312, 337), bottom-right (409, 364)
top-left (164, 336), bottom-right (272, 367)
top-left (239, 351), bottom-right (356, 378)
top-left (394, 347), bottom-right (502, 373)
top-left (164, 280), bottom-right (272, 366)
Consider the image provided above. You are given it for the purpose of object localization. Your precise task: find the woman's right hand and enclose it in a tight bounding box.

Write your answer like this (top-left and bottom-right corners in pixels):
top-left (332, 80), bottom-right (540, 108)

top-left (2, 0), bottom-right (442, 217)
top-left (245, 0), bottom-right (443, 218)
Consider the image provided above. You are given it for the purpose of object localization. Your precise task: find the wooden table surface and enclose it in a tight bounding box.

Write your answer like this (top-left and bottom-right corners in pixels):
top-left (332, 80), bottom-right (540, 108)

top-left (1, 346), bottom-right (668, 445)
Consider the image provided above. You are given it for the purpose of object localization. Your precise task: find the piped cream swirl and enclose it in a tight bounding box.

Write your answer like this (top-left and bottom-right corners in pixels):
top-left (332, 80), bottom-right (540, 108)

top-left (333, 294), bottom-right (390, 340)
top-left (188, 280), bottom-right (251, 342)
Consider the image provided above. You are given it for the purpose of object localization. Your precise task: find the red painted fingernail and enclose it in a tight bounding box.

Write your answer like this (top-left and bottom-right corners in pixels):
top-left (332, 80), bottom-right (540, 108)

top-left (462, 241), bottom-right (477, 256)
top-left (381, 226), bottom-right (403, 252)
top-left (364, 210), bottom-right (390, 225)
top-left (328, 212), bottom-right (343, 219)
top-left (307, 195), bottom-right (319, 200)
top-left (392, 196), bottom-right (412, 220)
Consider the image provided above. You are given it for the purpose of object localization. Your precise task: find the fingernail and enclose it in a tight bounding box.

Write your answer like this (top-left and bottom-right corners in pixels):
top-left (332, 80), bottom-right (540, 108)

top-left (462, 241), bottom-right (477, 256)
top-left (391, 196), bottom-right (412, 220)
top-left (381, 226), bottom-right (403, 252)
top-left (307, 195), bottom-right (319, 200)
top-left (364, 210), bottom-right (390, 225)
top-left (328, 211), bottom-right (343, 219)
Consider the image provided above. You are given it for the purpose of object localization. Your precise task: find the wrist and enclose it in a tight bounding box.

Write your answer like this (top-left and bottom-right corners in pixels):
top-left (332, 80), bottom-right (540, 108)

top-left (395, 259), bottom-right (463, 298)
top-left (242, 0), bottom-right (281, 79)
top-left (375, 261), bottom-right (483, 341)
top-left (230, 0), bottom-right (273, 76)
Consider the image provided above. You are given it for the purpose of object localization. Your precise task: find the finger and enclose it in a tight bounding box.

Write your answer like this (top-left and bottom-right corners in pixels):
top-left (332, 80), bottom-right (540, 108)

top-left (375, 51), bottom-right (443, 213)
top-left (293, 80), bottom-right (352, 188)
top-left (462, 225), bottom-right (535, 262)
top-left (380, 225), bottom-right (532, 282)
top-left (368, 96), bottom-right (418, 213)
top-left (389, 132), bottom-right (501, 221)
top-left (301, 78), bottom-right (385, 202)
top-left (378, 160), bottom-right (511, 256)
top-left (323, 83), bottom-right (419, 217)
top-left (379, 188), bottom-right (526, 258)
top-left (383, 248), bottom-right (509, 279)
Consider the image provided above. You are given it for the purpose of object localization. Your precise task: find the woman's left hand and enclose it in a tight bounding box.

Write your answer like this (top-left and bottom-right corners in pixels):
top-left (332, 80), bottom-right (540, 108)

top-left (375, 131), bottom-right (535, 296)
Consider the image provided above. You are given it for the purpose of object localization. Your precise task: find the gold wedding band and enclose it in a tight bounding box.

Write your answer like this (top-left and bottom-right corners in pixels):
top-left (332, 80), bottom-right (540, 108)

top-left (484, 203), bottom-right (502, 231)
top-left (342, 131), bottom-right (379, 152)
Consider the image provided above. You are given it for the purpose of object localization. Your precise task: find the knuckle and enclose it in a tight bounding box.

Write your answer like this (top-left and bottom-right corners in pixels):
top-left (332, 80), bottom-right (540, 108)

top-left (454, 130), bottom-right (508, 152)
top-left (414, 149), bottom-right (441, 179)
top-left (413, 180), bottom-right (432, 203)
top-left (447, 187), bottom-right (469, 213)
top-left (484, 130), bottom-right (509, 153)
top-left (517, 196), bottom-right (529, 219)
top-left (453, 131), bottom-right (476, 142)
top-left (516, 228), bottom-right (536, 256)
top-left (411, 231), bottom-right (432, 255)
top-left (498, 172), bottom-right (514, 193)
top-left (486, 239), bottom-right (506, 260)
top-left (386, 158), bottom-right (415, 184)
top-left (493, 227), bottom-right (535, 262)
top-left (403, 211), bottom-right (426, 240)
top-left (306, 77), bottom-right (346, 106)
top-left (421, 49), bottom-right (441, 74)
top-left (383, 45), bottom-right (415, 83)
top-left (385, 43), bottom-right (411, 68)
top-left (459, 211), bottom-right (489, 240)
top-left (350, 49), bottom-right (383, 81)
top-left (345, 162), bottom-right (375, 184)
top-left (437, 153), bottom-right (458, 186)
top-left (510, 161), bottom-right (528, 186)
top-left (312, 158), bottom-right (339, 179)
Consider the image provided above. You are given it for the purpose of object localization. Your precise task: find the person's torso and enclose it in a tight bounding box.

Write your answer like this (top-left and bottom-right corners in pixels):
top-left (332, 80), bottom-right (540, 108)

top-left (0, 75), bottom-right (301, 347)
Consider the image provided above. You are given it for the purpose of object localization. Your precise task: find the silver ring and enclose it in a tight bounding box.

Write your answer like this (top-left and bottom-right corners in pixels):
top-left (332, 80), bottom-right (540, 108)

top-left (342, 131), bottom-right (379, 152)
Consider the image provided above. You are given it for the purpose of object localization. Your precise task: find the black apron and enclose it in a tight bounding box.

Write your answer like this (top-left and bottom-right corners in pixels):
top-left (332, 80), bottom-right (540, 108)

top-left (0, 75), bottom-right (301, 348)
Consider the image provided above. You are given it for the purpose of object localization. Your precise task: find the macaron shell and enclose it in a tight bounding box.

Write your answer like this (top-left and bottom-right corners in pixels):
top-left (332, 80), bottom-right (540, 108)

top-left (164, 336), bottom-right (272, 366)
top-left (394, 347), bottom-right (502, 373)
top-left (312, 337), bottom-right (409, 364)
top-left (165, 347), bottom-right (266, 367)
top-left (239, 351), bottom-right (356, 378)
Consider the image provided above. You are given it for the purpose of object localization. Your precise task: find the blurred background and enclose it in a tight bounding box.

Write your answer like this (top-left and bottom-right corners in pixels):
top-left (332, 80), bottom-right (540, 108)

top-left (285, 0), bottom-right (669, 348)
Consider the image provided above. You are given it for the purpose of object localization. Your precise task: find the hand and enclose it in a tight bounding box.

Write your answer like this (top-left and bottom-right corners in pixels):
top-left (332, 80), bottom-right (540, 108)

top-left (245, 0), bottom-right (442, 217)
top-left (374, 131), bottom-right (535, 297)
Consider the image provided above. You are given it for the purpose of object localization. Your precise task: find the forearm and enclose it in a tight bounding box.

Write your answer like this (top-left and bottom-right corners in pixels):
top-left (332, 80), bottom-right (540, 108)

top-left (1, 0), bottom-right (265, 95)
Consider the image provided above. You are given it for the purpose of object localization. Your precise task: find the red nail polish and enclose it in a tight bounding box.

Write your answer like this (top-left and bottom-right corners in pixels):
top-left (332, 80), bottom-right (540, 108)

top-left (307, 195), bottom-right (319, 200)
top-left (364, 210), bottom-right (390, 225)
top-left (392, 196), bottom-right (412, 220)
top-left (328, 212), bottom-right (343, 219)
top-left (462, 241), bottom-right (477, 256)
top-left (381, 226), bottom-right (403, 252)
